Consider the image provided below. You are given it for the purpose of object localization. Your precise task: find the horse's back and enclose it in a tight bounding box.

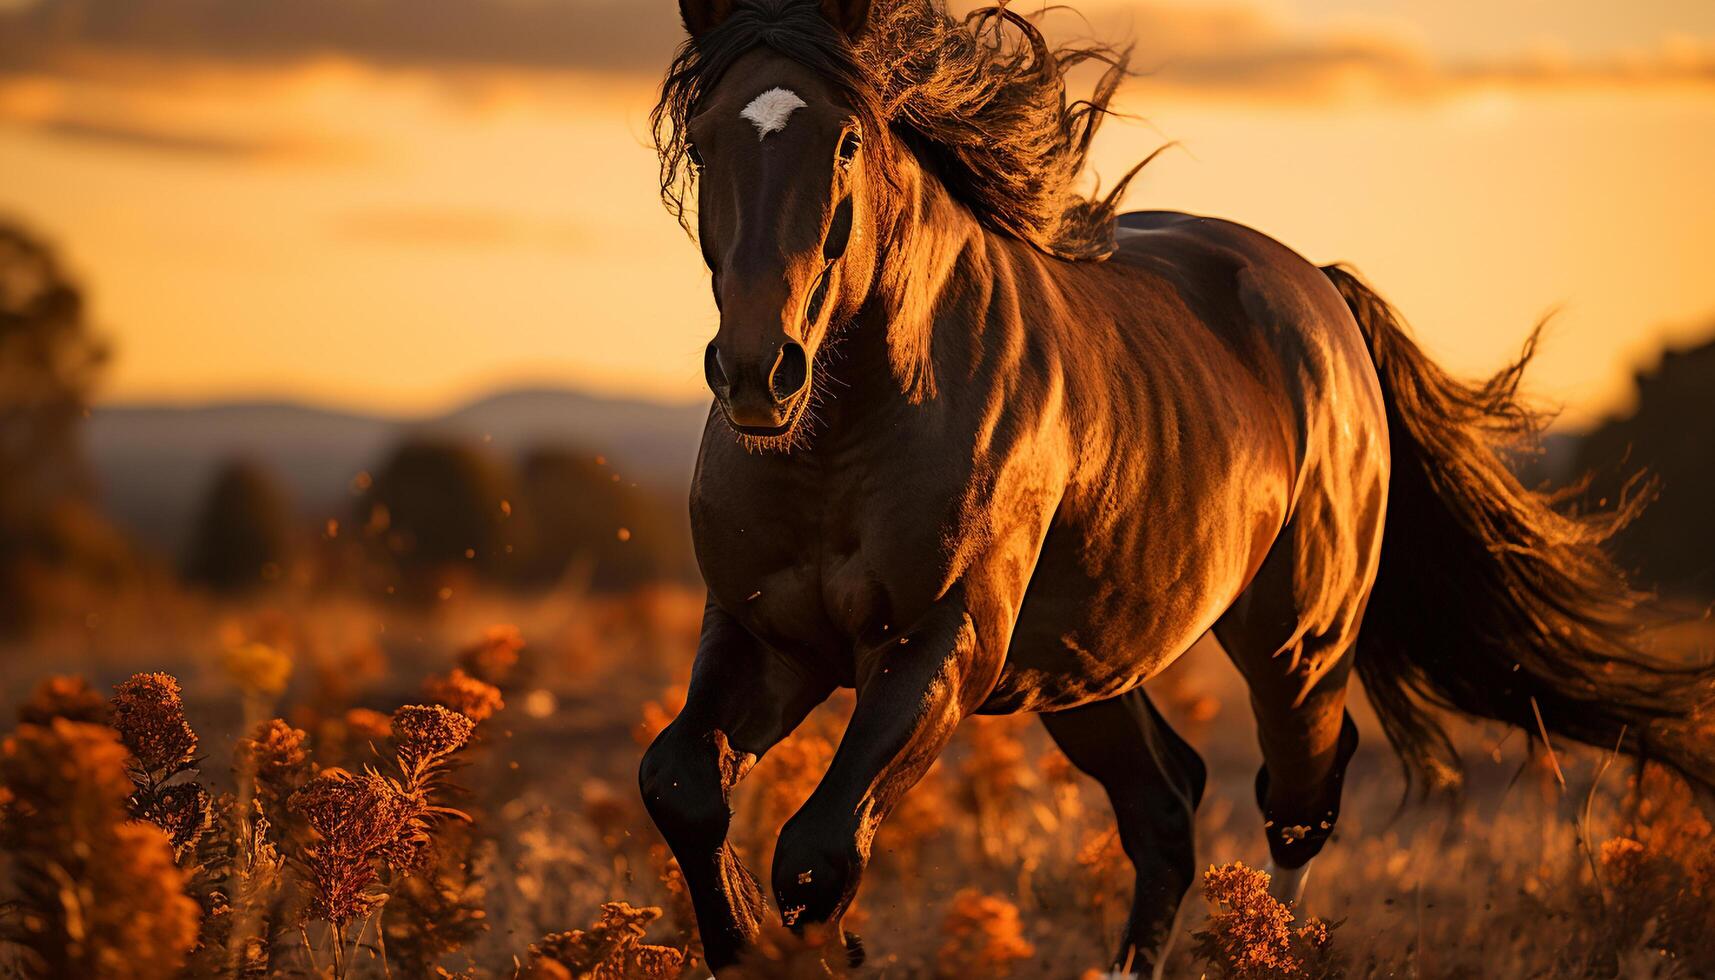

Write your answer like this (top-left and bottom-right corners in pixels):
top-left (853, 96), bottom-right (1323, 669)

top-left (1113, 207), bottom-right (1392, 515)
top-left (1110, 209), bottom-right (1386, 464)
top-left (1114, 209), bottom-right (1365, 355)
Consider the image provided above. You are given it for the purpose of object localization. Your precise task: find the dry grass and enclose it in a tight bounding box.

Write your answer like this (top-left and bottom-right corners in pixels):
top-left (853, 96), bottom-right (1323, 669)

top-left (0, 587), bottom-right (1712, 977)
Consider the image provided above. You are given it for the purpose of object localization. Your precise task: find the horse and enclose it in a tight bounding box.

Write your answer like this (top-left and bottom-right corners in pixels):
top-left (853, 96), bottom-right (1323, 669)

top-left (636, 0), bottom-right (1715, 974)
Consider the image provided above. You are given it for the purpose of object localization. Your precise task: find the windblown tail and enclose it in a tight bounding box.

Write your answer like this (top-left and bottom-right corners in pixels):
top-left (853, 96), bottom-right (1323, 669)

top-left (1323, 263), bottom-right (1715, 795)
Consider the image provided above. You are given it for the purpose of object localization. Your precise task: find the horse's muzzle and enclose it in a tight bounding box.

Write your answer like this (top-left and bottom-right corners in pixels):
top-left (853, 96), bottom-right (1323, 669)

top-left (705, 339), bottom-right (810, 432)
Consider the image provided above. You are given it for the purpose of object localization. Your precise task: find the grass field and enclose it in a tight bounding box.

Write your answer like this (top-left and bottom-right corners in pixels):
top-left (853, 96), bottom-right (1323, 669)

top-left (2, 587), bottom-right (1712, 978)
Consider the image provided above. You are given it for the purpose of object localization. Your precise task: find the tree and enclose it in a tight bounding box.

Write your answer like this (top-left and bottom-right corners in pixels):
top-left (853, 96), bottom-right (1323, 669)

top-left (0, 222), bottom-right (117, 632)
top-left (359, 438), bottom-right (518, 601)
top-left (183, 459), bottom-right (294, 593)
top-left (0, 224), bottom-right (105, 522)
top-left (1574, 332), bottom-right (1715, 597)
top-left (516, 446), bottom-right (690, 592)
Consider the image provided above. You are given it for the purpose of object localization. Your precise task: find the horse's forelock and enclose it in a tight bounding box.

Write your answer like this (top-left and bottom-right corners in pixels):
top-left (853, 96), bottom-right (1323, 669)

top-left (652, 0), bottom-right (882, 234)
top-left (653, 0), bottom-right (1142, 261)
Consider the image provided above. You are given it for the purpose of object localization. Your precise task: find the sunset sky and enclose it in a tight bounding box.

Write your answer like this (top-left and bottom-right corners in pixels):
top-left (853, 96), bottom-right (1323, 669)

top-left (0, 0), bottom-right (1711, 427)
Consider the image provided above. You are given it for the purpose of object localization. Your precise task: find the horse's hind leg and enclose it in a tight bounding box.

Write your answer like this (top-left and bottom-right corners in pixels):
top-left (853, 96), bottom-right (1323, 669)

top-left (1041, 688), bottom-right (1206, 978)
top-left (1214, 519), bottom-right (1368, 903)
top-left (1239, 656), bottom-right (1358, 903)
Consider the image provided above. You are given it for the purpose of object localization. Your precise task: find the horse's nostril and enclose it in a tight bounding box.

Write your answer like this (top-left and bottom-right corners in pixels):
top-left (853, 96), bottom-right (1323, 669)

top-left (704, 342), bottom-right (729, 392)
top-left (770, 341), bottom-right (809, 401)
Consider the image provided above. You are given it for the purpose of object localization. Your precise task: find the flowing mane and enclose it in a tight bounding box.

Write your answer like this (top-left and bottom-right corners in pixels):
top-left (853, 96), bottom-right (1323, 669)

top-left (652, 0), bottom-right (1147, 261)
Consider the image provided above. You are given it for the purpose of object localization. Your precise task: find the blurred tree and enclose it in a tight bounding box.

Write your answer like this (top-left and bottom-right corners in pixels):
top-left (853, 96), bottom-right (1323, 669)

top-left (1574, 331), bottom-right (1715, 597)
top-left (0, 222), bottom-right (124, 633)
top-left (0, 224), bottom-right (104, 510)
top-left (359, 437), bottom-right (518, 601)
top-left (516, 446), bottom-right (690, 592)
top-left (182, 458), bottom-right (293, 593)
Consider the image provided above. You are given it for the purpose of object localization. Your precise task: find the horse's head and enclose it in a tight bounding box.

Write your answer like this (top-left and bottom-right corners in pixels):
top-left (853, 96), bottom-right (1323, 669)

top-left (671, 0), bottom-right (884, 440)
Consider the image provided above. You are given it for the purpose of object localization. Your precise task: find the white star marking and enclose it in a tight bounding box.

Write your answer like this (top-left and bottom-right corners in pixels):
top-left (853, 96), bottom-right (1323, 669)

top-left (740, 87), bottom-right (808, 140)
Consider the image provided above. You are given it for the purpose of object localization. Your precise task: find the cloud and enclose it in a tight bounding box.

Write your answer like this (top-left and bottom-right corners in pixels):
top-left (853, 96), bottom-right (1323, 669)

top-left (0, 0), bottom-right (1709, 103)
top-left (23, 114), bottom-right (321, 158)
top-left (334, 208), bottom-right (590, 250)
top-left (0, 0), bottom-right (683, 75)
top-left (0, 73), bottom-right (357, 160)
top-left (1094, 4), bottom-right (1715, 100)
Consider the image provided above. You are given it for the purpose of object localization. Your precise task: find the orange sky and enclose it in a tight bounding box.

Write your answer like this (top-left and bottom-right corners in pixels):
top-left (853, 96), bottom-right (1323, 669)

top-left (0, 0), bottom-right (1711, 427)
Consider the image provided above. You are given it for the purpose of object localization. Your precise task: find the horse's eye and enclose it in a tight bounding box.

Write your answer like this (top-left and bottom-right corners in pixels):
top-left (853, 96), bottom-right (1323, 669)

top-left (686, 142), bottom-right (705, 169)
top-left (836, 130), bottom-right (862, 168)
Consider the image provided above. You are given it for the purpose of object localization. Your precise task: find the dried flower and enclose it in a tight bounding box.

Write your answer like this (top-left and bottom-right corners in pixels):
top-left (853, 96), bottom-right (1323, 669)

top-left (343, 707), bottom-right (393, 743)
top-left (0, 719), bottom-right (199, 978)
top-left (529, 903), bottom-right (686, 979)
top-left (727, 921), bottom-right (848, 979)
top-left (936, 889), bottom-right (1036, 976)
top-left (526, 959), bottom-right (574, 980)
top-left (749, 726), bottom-right (836, 846)
top-left (288, 768), bottom-right (418, 927)
top-left (2, 718), bottom-right (133, 829)
top-left (1198, 862), bottom-right (1295, 972)
top-left (877, 760), bottom-right (949, 865)
top-left (383, 823), bottom-right (492, 978)
top-left (649, 843), bottom-right (696, 941)
top-left (220, 641), bottom-right (293, 697)
top-left (583, 778), bottom-right (636, 850)
top-left (291, 768), bottom-right (414, 859)
top-left (238, 718), bottom-right (310, 823)
top-left (635, 684), bottom-right (687, 748)
top-left (1039, 747), bottom-right (1078, 787)
top-left (457, 624), bottom-right (525, 686)
top-left (223, 804), bottom-right (286, 976)
top-left (392, 704), bottom-right (475, 776)
top-left (241, 718), bottom-right (310, 785)
top-left (423, 668), bottom-right (505, 723)
top-left (959, 715), bottom-right (1032, 811)
top-left (1191, 862), bottom-right (1337, 979)
top-left (110, 673), bottom-right (198, 781)
top-left (1600, 836), bottom-right (1648, 890)
top-left (304, 847), bottom-right (388, 928)
top-left (18, 675), bottom-right (110, 726)
top-left (140, 779), bottom-right (215, 859)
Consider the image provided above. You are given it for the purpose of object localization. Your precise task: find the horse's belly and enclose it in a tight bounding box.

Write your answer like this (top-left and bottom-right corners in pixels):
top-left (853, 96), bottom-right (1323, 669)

top-left (979, 601), bottom-right (1211, 712)
top-left (978, 497), bottom-right (1275, 713)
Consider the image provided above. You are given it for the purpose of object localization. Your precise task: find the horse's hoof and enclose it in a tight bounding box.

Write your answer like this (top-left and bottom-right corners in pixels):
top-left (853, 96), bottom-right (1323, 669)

top-left (1264, 858), bottom-right (1312, 905)
top-left (843, 930), bottom-right (866, 967)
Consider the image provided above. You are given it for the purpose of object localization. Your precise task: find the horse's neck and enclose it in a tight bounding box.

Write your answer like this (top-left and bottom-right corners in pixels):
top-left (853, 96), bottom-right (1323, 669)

top-left (846, 159), bottom-right (1016, 407)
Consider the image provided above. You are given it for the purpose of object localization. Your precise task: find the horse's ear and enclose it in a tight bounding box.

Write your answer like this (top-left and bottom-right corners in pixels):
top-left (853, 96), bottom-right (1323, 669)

top-left (819, 0), bottom-right (874, 37)
top-left (680, 0), bottom-right (737, 38)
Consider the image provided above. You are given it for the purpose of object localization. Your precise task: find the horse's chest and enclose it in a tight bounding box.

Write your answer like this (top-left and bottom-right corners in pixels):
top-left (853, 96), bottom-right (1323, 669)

top-left (693, 466), bottom-right (955, 657)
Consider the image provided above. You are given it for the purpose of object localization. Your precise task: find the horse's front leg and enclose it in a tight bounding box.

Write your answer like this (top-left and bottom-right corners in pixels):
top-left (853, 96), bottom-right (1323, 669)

top-left (771, 596), bottom-right (991, 946)
top-left (639, 598), bottom-right (835, 972)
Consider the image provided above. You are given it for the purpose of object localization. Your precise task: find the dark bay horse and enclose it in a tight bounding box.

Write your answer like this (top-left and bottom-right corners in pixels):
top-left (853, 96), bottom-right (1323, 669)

top-left (637, 0), bottom-right (1715, 974)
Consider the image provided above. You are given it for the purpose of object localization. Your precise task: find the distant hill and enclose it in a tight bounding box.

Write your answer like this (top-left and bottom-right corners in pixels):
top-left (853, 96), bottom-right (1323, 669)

top-left (87, 387), bottom-right (709, 555)
top-left (1573, 334), bottom-right (1715, 597)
